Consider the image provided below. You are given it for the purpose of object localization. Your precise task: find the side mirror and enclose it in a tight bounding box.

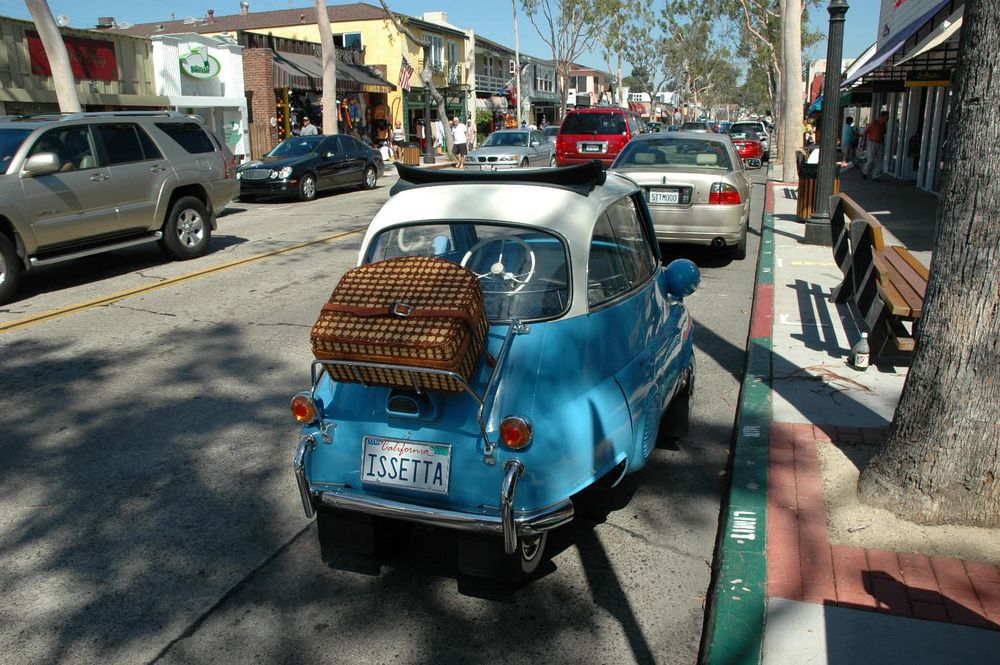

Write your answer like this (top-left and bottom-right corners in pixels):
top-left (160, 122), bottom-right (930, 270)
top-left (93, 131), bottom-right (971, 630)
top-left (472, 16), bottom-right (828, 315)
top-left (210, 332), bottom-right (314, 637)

top-left (431, 234), bottom-right (451, 255)
top-left (22, 152), bottom-right (60, 177)
top-left (664, 259), bottom-right (700, 298)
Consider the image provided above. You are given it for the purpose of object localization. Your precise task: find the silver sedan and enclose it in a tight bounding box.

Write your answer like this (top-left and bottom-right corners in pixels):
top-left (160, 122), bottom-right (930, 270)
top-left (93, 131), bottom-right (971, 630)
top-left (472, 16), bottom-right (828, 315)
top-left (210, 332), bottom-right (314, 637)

top-left (610, 132), bottom-right (752, 259)
top-left (465, 129), bottom-right (555, 170)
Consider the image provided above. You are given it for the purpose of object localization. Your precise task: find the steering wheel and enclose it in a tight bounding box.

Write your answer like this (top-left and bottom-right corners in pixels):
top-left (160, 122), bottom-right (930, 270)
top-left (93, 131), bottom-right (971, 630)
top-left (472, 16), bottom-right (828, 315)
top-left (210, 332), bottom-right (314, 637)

top-left (460, 236), bottom-right (536, 293)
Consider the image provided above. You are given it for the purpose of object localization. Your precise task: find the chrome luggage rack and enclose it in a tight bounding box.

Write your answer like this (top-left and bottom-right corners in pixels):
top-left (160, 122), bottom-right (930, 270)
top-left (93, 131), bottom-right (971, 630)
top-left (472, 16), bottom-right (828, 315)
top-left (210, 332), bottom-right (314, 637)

top-left (308, 319), bottom-right (530, 465)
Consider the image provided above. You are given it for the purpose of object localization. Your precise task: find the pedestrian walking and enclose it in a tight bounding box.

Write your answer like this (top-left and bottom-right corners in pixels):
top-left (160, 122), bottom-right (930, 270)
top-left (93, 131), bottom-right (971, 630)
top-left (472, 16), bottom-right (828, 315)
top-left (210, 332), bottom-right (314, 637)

top-left (300, 116), bottom-right (318, 136)
top-left (392, 121), bottom-right (405, 160)
top-left (861, 111), bottom-right (889, 181)
top-left (840, 116), bottom-right (856, 162)
top-left (451, 116), bottom-right (469, 169)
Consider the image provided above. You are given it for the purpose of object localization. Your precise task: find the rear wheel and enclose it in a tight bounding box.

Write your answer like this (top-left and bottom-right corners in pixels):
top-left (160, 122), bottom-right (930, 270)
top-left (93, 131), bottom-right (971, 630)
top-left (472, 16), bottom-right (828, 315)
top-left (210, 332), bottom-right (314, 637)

top-left (458, 532), bottom-right (548, 584)
top-left (0, 234), bottom-right (22, 305)
top-left (548, 155), bottom-right (556, 167)
top-left (519, 158), bottom-right (528, 169)
top-left (160, 196), bottom-right (211, 260)
top-left (728, 223), bottom-right (748, 260)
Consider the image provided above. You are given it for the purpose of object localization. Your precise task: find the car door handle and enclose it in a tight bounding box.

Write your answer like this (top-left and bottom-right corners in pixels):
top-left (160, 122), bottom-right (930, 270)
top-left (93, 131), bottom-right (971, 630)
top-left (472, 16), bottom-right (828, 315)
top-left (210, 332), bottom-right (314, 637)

top-left (149, 165), bottom-right (166, 173)
top-left (90, 174), bottom-right (109, 182)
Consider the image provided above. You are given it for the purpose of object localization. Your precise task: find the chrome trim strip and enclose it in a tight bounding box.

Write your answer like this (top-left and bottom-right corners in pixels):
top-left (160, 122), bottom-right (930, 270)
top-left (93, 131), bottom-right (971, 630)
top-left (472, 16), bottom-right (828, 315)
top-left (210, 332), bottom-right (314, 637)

top-left (29, 232), bottom-right (163, 267)
top-left (294, 436), bottom-right (315, 518)
top-left (501, 459), bottom-right (524, 554)
top-left (314, 486), bottom-right (574, 539)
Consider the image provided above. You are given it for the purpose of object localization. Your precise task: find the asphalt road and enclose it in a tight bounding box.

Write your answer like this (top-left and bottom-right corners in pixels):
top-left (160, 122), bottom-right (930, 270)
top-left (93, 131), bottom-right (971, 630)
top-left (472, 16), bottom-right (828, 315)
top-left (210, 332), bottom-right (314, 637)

top-left (0, 166), bottom-right (766, 665)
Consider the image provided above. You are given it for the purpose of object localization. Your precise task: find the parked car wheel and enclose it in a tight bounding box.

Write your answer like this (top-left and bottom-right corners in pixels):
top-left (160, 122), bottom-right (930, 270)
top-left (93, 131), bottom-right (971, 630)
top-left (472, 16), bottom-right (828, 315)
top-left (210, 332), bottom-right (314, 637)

top-left (728, 223), bottom-right (748, 260)
top-left (160, 196), bottom-right (211, 260)
top-left (457, 532), bottom-right (548, 583)
top-left (659, 359), bottom-right (695, 444)
top-left (548, 155), bottom-right (556, 167)
top-left (519, 158), bottom-right (528, 169)
top-left (361, 165), bottom-right (377, 190)
top-left (298, 173), bottom-right (317, 201)
top-left (0, 234), bottom-right (21, 305)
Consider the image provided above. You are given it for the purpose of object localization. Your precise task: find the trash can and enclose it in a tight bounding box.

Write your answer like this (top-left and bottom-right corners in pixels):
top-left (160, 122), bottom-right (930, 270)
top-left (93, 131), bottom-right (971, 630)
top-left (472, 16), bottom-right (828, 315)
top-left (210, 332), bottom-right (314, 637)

top-left (401, 145), bottom-right (422, 166)
top-left (796, 156), bottom-right (840, 221)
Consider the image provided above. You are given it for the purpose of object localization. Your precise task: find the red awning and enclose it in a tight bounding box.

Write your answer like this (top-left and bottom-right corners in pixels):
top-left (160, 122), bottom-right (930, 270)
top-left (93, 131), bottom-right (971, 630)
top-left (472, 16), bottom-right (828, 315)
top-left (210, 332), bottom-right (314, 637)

top-left (627, 101), bottom-right (645, 113)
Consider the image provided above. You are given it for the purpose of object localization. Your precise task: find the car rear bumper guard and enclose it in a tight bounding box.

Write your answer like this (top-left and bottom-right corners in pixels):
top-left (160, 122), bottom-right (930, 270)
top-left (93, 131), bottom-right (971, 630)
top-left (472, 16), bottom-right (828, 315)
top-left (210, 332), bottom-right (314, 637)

top-left (294, 442), bottom-right (573, 554)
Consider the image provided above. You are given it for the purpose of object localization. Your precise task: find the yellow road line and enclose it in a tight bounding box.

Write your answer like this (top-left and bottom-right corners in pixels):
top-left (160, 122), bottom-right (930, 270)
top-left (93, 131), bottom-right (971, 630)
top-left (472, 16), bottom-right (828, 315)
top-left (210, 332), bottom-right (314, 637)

top-left (0, 227), bottom-right (365, 335)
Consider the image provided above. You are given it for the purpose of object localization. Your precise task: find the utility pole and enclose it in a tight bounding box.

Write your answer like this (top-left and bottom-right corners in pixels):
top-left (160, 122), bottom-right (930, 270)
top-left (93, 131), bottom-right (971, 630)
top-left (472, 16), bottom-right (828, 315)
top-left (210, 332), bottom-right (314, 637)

top-left (25, 0), bottom-right (81, 112)
top-left (512, 0), bottom-right (521, 126)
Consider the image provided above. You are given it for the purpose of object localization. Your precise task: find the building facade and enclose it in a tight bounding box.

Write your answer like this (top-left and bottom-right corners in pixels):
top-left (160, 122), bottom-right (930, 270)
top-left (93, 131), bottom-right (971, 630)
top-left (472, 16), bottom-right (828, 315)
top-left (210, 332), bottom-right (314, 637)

top-left (150, 33), bottom-right (249, 158)
top-left (841, 0), bottom-right (962, 193)
top-left (567, 66), bottom-right (609, 108)
top-left (0, 15), bottom-right (166, 115)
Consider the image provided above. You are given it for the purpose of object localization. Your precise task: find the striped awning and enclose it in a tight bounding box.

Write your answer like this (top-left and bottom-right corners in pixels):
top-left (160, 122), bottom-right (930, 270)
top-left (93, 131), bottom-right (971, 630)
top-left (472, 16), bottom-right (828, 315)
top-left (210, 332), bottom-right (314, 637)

top-left (272, 52), bottom-right (395, 94)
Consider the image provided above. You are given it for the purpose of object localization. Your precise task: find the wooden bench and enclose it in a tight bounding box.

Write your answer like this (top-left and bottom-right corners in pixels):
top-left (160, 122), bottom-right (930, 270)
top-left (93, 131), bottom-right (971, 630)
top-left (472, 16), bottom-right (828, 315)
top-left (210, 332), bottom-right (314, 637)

top-left (828, 193), bottom-right (930, 362)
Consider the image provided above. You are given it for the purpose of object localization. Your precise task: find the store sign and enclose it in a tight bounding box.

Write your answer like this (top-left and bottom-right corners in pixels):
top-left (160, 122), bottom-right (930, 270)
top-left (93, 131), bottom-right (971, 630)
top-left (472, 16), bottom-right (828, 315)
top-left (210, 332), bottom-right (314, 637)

top-left (905, 70), bottom-right (951, 87)
top-left (26, 30), bottom-right (117, 81)
top-left (180, 47), bottom-right (221, 80)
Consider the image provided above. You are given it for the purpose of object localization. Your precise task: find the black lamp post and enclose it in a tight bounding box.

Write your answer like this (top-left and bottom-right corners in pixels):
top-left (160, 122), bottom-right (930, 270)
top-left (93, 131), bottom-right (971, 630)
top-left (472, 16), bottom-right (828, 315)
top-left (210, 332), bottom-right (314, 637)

top-left (803, 0), bottom-right (850, 245)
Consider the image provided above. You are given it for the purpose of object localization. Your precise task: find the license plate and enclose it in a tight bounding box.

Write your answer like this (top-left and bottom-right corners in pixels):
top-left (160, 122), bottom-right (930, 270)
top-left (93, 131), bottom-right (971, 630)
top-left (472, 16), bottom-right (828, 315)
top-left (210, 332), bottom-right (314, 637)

top-left (649, 189), bottom-right (680, 204)
top-left (361, 436), bottom-right (451, 495)
top-left (583, 144), bottom-right (602, 153)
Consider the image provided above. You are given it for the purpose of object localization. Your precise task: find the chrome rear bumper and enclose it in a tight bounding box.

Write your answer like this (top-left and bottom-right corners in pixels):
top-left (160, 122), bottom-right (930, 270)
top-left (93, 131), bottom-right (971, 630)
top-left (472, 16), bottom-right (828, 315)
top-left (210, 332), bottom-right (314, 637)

top-left (294, 438), bottom-right (574, 554)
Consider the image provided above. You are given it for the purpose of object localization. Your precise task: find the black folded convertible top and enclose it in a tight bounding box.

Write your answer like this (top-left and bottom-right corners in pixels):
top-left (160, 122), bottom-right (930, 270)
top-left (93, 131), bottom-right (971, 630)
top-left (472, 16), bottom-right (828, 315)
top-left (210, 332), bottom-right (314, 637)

top-left (390, 161), bottom-right (607, 197)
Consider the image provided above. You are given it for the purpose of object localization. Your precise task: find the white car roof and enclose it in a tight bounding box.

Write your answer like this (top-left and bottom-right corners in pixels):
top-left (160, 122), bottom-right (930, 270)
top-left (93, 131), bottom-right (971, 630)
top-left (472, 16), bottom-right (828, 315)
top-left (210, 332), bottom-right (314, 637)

top-left (360, 170), bottom-right (638, 259)
top-left (357, 167), bottom-right (641, 320)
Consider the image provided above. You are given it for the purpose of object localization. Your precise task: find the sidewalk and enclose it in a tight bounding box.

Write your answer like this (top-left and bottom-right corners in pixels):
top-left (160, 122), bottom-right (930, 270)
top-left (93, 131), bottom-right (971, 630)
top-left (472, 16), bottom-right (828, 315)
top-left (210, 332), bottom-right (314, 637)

top-left (703, 171), bottom-right (1000, 664)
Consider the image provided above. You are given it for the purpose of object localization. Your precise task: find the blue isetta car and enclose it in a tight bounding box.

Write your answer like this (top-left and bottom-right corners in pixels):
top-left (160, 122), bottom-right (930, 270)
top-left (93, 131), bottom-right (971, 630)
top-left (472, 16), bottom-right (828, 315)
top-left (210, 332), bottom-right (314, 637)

top-left (292, 163), bottom-right (700, 582)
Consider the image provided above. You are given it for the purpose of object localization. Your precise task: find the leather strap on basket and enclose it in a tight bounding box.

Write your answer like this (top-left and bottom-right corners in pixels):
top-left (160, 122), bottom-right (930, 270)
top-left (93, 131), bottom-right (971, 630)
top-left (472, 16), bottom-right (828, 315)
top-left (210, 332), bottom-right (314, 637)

top-left (322, 302), bottom-right (478, 328)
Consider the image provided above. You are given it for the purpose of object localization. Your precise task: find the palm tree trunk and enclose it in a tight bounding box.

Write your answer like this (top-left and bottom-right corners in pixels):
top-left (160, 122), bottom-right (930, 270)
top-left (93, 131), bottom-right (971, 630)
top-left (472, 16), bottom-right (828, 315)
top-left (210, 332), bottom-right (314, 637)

top-left (314, 0), bottom-right (338, 134)
top-left (781, 0), bottom-right (803, 179)
top-left (25, 0), bottom-right (81, 113)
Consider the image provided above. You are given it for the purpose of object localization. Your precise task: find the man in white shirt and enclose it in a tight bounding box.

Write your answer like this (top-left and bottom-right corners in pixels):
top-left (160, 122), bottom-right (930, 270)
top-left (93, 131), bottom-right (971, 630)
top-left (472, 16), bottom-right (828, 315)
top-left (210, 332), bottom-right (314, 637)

top-left (451, 116), bottom-right (468, 168)
top-left (299, 116), bottom-right (318, 135)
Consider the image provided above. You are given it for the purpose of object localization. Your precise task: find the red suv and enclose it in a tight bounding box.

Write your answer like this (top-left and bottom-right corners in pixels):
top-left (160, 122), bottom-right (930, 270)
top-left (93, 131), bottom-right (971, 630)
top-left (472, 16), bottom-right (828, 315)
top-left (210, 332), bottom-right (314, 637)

top-left (556, 108), bottom-right (644, 168)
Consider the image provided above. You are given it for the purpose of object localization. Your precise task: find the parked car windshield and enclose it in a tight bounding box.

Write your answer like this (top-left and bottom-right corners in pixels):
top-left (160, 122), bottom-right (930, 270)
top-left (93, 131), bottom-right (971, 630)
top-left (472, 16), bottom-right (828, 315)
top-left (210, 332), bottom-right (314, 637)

top-left (614, 137), bottom-right (733, 171)
top-left (543, 126), bottom-right (559, 138)
top-left (267, 136), bottom-right (323, 157)
top-left (365, 222), bottom-right (570, 322)
top-left (561, 113), bottom-right (626, 135)
top-left (482, 132), bottom-right (530, 148)
top-left (0, 129), bottom-right (32, 172)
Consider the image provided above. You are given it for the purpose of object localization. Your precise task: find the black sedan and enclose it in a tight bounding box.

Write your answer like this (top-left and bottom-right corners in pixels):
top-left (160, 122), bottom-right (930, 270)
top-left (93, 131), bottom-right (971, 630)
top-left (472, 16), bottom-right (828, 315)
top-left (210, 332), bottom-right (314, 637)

top-left (236, 134), bottom-right (384, 202)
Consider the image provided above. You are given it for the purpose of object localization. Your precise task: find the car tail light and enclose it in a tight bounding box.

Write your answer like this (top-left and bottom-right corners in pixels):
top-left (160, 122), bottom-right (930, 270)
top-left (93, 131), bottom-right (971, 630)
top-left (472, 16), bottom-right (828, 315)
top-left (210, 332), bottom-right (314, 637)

top-left (291, 392), bottom-right (319, 424)
top-left (224, 155), bottom-right (237, 179)
top-left (709, 182), bottom-right (742, 205)
top-left (499, 416), bottom-right (533, 450)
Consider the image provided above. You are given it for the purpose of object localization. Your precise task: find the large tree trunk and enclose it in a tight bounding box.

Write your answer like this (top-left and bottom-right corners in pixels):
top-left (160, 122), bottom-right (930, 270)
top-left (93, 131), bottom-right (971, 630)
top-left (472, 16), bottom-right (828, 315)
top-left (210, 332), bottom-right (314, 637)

top-left (314, 0), bottom-right (338, 134)
top-left (780, 0), bottom-right (802, 178)
top-left (857, 0), bottom-right (1000, 527)
top-left (25, 0), bottom-right (80, 113)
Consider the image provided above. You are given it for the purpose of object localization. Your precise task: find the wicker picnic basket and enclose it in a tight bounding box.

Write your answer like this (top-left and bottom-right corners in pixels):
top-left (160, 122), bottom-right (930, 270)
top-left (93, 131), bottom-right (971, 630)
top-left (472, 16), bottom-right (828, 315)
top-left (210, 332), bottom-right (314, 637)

top-left (310, 256), bottom-right (490, 393)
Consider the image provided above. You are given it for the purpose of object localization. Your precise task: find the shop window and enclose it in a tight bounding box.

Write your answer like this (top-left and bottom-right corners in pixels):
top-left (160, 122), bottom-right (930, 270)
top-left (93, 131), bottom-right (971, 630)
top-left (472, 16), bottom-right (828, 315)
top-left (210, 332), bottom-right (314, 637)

top-left (155, 122), bottom-right (215, 154)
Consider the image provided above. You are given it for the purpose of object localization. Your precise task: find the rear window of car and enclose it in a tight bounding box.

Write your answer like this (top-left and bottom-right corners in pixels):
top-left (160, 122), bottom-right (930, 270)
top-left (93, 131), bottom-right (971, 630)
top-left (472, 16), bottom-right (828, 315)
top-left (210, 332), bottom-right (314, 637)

top-left (614, 137), bottom-right (733, 170)
top-left (730, 123), bottom-right (762, 136)
top-left (155, 122), bottom-right (216, 154)
top-left (365, 222), bottom-right (570, 322)
top-left (680, 122), bottom-right (709, 131)
top-left (561, 112), bottom-right (626, 135)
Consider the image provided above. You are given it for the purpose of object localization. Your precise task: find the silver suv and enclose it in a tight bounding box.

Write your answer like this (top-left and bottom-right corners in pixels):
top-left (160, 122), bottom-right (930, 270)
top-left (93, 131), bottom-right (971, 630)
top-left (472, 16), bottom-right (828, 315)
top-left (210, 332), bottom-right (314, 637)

top-left (0, 111), bottom-right (238, 304)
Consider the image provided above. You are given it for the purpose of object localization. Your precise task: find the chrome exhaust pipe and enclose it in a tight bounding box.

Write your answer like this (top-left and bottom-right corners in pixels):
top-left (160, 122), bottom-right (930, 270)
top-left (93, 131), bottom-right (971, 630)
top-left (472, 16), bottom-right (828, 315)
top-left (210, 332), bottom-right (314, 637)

top-left (712, 237), bottom-right (726, 248)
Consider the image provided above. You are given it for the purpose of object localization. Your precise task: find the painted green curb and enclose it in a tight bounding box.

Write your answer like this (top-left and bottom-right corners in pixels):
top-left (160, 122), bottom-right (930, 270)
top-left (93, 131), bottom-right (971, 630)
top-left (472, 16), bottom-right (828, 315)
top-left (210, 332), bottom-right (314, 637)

top-left (703, 211), bottom-right (775, 665)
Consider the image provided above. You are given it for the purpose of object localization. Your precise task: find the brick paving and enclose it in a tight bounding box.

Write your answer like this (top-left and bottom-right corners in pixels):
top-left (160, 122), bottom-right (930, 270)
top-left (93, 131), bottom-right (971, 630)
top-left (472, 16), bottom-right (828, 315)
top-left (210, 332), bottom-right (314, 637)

top-left (766, 421), bottom-right (1000, 630)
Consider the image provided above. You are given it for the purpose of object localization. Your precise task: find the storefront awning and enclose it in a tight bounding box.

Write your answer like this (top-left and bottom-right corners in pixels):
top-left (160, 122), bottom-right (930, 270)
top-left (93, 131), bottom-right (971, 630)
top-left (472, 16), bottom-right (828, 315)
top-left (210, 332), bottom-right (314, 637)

top-left (841, 0), bottom-right (950, 88)
top-left (272, 52), bottom-right (396, 94)
top-left (894, 7), bottom-right (963, 67)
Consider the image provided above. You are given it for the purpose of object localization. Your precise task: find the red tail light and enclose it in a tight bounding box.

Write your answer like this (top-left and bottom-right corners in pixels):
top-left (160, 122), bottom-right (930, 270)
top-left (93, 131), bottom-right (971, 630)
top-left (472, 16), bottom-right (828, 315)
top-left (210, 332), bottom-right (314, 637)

top-left (499, 416), bottom-right (533, 450)
top-left (225, 155), bottom-right (237, 179)
top-left (709, 182), bottom-right (742, 205)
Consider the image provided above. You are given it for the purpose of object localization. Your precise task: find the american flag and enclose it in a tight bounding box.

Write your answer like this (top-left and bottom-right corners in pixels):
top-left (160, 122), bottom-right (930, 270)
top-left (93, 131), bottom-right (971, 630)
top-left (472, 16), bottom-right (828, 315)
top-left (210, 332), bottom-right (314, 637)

top-left (398, 56), bottom-right (414, 92)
